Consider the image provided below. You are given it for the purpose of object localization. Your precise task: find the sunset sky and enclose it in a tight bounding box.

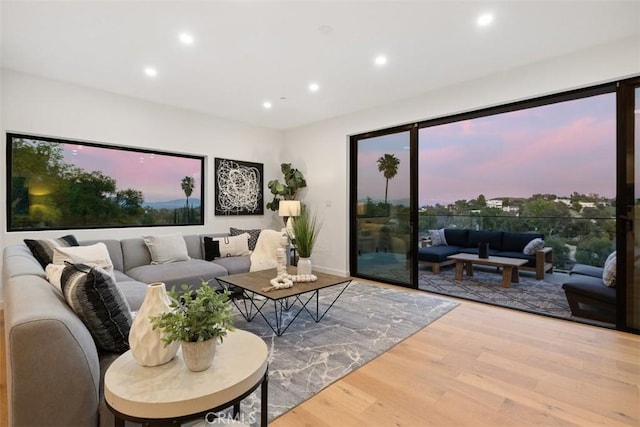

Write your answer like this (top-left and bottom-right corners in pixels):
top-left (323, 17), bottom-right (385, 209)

top-left (62, 145), bottom-right (202, 203)
top-left (358, 92), bottom-right (616, 207)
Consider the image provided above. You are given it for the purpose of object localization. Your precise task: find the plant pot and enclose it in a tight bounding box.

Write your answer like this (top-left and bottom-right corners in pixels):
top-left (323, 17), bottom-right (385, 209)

top-left (181, 339), bottom-right (217, 372)
top-left (129, 282), bottom-right (180, 367)
top-left (297, 257), bottom-right (312, 275)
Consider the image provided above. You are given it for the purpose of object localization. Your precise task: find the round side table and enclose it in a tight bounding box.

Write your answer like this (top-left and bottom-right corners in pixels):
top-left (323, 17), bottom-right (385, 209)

top-left (105, 329), bottom-right (268, 427)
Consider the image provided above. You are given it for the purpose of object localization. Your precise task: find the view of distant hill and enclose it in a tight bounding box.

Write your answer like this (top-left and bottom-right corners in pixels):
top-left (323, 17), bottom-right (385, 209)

top-left (142, 198), bottom-right (201, 210)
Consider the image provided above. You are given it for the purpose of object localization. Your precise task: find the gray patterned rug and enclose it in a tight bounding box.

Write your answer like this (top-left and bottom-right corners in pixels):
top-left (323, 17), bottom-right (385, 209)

top-left (419, 267), bottom-right (571, 320)
top-left (218, 281), bottom-right (458, 425)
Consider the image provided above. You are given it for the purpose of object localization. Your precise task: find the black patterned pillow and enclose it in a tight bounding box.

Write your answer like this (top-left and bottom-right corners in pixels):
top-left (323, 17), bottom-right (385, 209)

top-left (230, 228), bottom-right (261, 251)
top-left (61, 263), bottom-right (132, 353)
top-left (24, 235), bottom-right (79, 268)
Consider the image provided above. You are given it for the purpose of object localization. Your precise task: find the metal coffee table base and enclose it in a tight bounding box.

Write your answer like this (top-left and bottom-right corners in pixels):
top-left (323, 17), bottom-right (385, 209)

top-left (233, 282), bottom-right (351, 336)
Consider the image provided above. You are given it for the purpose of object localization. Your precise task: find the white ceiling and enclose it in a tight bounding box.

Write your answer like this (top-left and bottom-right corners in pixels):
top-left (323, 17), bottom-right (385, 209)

top-left (2, 1), bottom-right (639, 130)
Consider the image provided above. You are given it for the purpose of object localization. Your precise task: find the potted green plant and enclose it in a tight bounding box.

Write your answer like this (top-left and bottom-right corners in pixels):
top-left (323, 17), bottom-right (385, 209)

top-left (290, 205), bottom-right (322, 275)
top-left (150, 281), bottom-right (235, 372)
top-left (266, 163), bottom-right (307, 212)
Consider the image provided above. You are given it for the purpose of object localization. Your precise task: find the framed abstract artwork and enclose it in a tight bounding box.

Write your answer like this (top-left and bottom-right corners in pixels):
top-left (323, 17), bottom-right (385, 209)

top-left (214, 158), bottom-right (264, 215)
top-left (7, 133), bottom-right (205, 231)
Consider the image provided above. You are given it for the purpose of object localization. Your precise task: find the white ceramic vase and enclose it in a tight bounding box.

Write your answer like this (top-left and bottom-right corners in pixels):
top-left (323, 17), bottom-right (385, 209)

top-left (297, 257), bottom-right (312, 275)
top-left (129, 282), bottom-right (179, 367)
top-left (181, 339), bottom-right (217, 372)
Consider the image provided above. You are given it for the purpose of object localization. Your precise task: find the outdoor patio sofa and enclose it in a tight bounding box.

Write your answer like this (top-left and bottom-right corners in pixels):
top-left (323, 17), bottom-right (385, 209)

top-left (417, 229), bottom-right (553, 279)
top-left (561, 260), bottom-right (616, 324)
top-left (2, 230), bottom-right (258, 427)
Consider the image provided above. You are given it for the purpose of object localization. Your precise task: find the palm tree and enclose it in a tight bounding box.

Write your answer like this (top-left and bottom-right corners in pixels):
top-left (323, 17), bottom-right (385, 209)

top-left (181, 176), bottom-right (195, 222)
top-left (376, 153), bottom-right (400, 205)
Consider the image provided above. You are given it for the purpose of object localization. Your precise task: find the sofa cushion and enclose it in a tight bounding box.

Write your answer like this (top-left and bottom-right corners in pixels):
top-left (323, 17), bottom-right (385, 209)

top-left (61, 263), bottom-right (132, 353)
top-left (126, 259), bottom-right (228, 289)
top-left (230, 227), bottom-right (261, 251)
top-left (467, 230), bottom-right (503, 251)
top-left (80, 239), bottom-right (125, 273)
top-left (570, 264), bottom-right (604, 278)
top-left (562, 275), bottom-right (616, 305)
top-left (443, 229), bottom-right (468, 247)
top-left (212, 256), bottom-right (252, 275)
top-left (501, 232), bottom-right (544, 253)
top-left (24, 235), bottom-right (79, 268)
top-left (142, 233), bottom-right (191, 264)
top-left (209, 234), bottom-right (251, 257)
top-left (418, 245), bottom-right (462, 263)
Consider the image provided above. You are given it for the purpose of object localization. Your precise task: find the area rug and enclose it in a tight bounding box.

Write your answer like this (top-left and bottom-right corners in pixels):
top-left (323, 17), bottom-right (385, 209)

top-left (419, 267), bottom-right (571, 320)
top-left (220, 281), bottom-right (458, 425)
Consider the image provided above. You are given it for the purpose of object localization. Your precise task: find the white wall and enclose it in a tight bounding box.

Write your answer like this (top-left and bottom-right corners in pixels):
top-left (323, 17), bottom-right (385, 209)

top-left (285, 36), bottom-right (640, 277)
top-left (0, 70), bottom-right (285, 299)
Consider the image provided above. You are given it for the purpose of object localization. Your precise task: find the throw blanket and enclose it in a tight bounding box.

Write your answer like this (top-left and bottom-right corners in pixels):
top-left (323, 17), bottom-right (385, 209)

top-left (250, 229), bottom-right (285, 272)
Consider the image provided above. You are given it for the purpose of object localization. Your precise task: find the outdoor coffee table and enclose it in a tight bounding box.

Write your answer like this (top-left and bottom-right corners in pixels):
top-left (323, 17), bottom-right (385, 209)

top-left (104, 329), bottom-right (268, 427)
top-left (217, 268), bottom-right (352, 336)
top-left (447, 253), bottom-right (528, 288)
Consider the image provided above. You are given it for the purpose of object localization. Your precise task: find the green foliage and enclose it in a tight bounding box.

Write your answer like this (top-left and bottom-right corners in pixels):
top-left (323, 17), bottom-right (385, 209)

top-left (546, 236), bottom-right (571, 269)
top-left (266, 163), bottom-right (307, 212)
top-left (150, 282), bottom-right (235, 344)
top-left (574, 237), bottom-right (614, 266)
top-left (291, 205), bottom-right (322, 258)
top-left (376, 153), bottom-right (400, 205)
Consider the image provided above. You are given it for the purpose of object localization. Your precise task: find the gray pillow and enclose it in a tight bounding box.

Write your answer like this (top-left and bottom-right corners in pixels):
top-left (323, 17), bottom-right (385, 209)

top-left (143, 233), bottom-right (190, 264)
top-left (61, 263), bottom-right (132, 353)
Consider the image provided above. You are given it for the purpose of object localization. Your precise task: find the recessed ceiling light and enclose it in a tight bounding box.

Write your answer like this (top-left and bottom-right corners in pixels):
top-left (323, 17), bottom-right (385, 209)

top-left (477, 13), bottom-right (494, 27)
top-left (309, 83), bottom-right (320, 92)
top-left (179, 32), bottom-right (194, 45)
top-left (263, 101), bottom-right (272, 109)
top-left (144, 67), bottom-right (158, 77)
top-left (374, 55), bottom-right (387, 66)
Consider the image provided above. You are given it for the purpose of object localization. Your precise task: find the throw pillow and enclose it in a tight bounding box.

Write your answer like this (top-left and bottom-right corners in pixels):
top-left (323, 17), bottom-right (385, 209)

top-left (230, 227), bottom-right (261, 251)
top-left (203, 237), bottom-right (222, 261)
top-left (602, 254), bottom-right (616, 287)
top-left (61, 263), bottom-right (132, 353)
top-left (142, 233), bottom-right (190, 264)
top-left (24, 235), bottom-right (79, 268)
top-left (212, 233), bottom-right (251, 258)
top-left (523, 238), bottom-right (545, 255)
top-left (45, 263), bottom-right (66, 293)
top-left (52, 242), bottom-right (116, 281)
top-left (427, 229), bottom-right (447, 246)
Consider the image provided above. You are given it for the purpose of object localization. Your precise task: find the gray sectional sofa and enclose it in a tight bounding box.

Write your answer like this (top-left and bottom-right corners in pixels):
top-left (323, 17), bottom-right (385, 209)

top-left (418, 229), bottom-right (553, 279)
top-left (2, 233), bottom-right (250, 427)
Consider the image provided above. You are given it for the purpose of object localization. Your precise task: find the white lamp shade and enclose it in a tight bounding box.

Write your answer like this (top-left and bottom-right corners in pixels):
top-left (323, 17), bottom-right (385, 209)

top-left (279, 200), bottom-right (301, 217)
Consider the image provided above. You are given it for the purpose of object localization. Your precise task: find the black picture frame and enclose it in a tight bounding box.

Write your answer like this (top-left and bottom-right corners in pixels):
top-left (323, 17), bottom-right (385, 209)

top-left (214, 158), bottom-right (264, 215)
top-left (6, 133), bottom-right (205, 231)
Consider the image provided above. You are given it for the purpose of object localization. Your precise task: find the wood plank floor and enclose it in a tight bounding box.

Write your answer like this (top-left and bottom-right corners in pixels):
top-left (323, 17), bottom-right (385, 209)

top-left (1, 284), bottom-right (638, 427)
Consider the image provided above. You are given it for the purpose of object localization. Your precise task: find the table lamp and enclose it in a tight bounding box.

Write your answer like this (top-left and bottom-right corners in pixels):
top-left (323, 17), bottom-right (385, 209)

top-left (279, 200), bottom-right (301, 238)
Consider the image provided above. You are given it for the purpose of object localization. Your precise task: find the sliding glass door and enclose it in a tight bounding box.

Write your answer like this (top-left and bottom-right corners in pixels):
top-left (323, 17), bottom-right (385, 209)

top-left (350, 125), bottom-right (417, 287)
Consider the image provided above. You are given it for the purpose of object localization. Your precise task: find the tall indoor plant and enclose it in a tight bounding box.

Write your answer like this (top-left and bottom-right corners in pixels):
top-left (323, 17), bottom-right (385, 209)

top-left (150, 281), bottom-right (234, 372)
top-left (266, 163), bottom-right (307, 212)
top-left (290, 205), bottom-right (322, 274)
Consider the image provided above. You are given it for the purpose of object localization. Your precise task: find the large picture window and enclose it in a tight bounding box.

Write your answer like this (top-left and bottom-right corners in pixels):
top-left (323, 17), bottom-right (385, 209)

top-left (7, 133), bottom-right (205, 231)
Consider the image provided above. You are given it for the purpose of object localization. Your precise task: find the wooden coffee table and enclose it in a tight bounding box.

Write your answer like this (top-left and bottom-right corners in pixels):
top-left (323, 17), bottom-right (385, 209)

top-left (104, 329), bottom-right (268, 426)
top-left (217, 268), bottom-right (352, 336)
top-left (447, 253), bottom-right (528, 288)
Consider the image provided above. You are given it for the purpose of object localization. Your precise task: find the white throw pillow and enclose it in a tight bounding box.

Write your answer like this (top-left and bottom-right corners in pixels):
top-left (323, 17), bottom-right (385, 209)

top-left (52, 242), bottom-right (116, 281)
top-left (45, 263), bottom-right (67, 293)
top-left (602, 254), bottom-right (616, 287)
top-left (213, 233), bottom-right (251, 257)
top-left (428, 229), bottom-right (447, 246)
top-left (523, 238), bottom-right (545, 255)
top-left (143, 233), bottom-right (191, 264)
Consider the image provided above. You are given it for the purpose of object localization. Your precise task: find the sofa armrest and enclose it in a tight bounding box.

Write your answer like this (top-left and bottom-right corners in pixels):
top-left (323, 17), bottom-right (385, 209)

top-left (535, 247), bottom-right (554, 279)
top-left (5, 276), bottom-right (100, 427)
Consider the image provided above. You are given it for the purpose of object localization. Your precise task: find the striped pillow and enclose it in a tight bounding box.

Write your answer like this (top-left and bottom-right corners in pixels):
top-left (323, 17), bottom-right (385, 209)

top-left (24, 235), bottom-right (79, 268)
top-left (61, 263), bottom-right (132, 353)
